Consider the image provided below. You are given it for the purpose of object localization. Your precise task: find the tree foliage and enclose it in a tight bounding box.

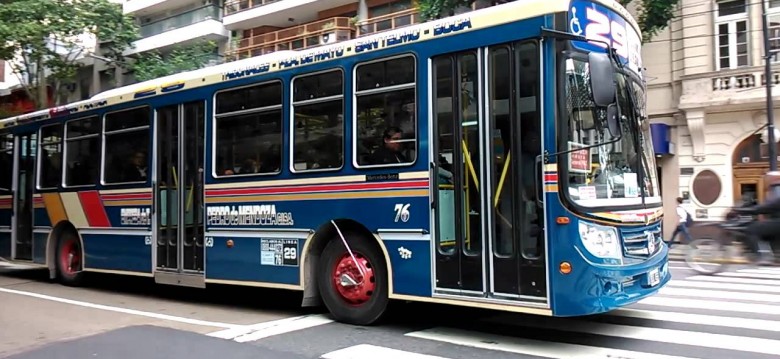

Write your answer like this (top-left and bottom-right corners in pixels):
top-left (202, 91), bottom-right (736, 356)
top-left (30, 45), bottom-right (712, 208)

top-left (622, 0), bottom-right (679, 42)
top-left (416, 0), bottom-right (679, 42)
top-left (415, 0), bottom-right (475, 20)
top-left (131, 40), bottom-right (219, 82)
top-left (0, 0), bottom-right (138, 109)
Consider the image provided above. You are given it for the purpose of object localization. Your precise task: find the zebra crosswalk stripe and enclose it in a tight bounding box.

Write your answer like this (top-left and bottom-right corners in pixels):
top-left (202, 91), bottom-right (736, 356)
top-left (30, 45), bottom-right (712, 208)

top-left (405, 327), bottom-right (696, 359)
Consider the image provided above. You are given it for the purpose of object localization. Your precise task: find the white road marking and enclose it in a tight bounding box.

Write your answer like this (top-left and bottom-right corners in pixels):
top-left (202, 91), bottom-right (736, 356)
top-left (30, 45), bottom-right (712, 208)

top-left (658, 286), bottom-right (780, 302)
top-left (737, 267), bottom-right (780, 274)
top-left (685, 275), bottom-right (780, 286)
top-left (0, 286), bottom-right (238, 329)
top-left (482, 315), bottom-right (780, 356)
top-left (406, 327), bottom-right (696, 359)
top-left (667, 279), bottom-right (780, 293)
top-left (638, 296), bottom-right (780, 315)
top-left (231, 314), bottom-right (333, 343)
top-left (715, 271), bottom-right (780, 280)
top-left (611, 308), bottom-right (780, 332)
top-left (321, 344), bottom-right (450, 359)
top-left (207, 314), bottom-right (333, 342)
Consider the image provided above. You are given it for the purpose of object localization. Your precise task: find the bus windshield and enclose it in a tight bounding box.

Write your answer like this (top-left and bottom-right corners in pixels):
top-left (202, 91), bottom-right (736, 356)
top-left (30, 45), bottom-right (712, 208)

top-left (562, 57), bottom-right (660, 208)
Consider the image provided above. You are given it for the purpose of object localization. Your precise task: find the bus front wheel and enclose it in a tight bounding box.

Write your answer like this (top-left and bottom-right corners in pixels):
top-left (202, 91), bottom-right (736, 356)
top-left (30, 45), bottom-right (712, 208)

top-left (56, 231), bottom-right (84, 286)
top-left (318, 232), bottom-right (388, 325)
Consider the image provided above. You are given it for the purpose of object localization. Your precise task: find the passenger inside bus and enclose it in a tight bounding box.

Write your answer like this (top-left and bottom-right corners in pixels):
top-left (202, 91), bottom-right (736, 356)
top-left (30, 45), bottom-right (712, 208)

top-left (123, 151), bottom-right (147, 182)
top-left (369, 126), bottom-right (407, 164)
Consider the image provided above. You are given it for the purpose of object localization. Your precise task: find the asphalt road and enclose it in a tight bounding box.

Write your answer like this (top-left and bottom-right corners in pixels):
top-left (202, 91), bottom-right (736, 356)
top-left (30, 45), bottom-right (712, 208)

top-left (1, 261), bottom-right (779, 359)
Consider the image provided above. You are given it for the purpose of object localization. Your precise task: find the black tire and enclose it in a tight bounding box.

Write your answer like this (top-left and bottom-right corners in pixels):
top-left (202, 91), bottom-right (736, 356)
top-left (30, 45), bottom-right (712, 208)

top-left (56, 231), bottom-right (85, 286)
top-left (317, 231), bottom-right (389, 325)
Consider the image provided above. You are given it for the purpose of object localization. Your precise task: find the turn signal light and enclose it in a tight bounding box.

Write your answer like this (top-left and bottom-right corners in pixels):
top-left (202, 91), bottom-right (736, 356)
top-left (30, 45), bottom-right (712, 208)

top-left (226, 239), bottom-right (234, 248)
top-left (559, 261), bottom-right (572, 274)
top-left (556, 217), bottom-right (570, 224)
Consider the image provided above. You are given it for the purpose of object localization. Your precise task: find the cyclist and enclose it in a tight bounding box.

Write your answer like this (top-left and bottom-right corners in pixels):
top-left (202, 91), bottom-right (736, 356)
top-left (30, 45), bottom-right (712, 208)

top-left (732, 183), bottom-right (780, 265)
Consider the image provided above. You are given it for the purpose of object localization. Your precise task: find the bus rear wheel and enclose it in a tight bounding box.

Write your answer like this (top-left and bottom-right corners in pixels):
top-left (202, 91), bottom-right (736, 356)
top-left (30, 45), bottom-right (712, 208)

top-left (318, 232), bottom-right (388, 325)
top-left (56, 232), bottom-right (84, 286)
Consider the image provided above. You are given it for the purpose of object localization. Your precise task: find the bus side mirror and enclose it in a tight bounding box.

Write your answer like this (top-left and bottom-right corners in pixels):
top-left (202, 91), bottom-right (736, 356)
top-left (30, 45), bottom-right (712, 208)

top-left (606, 103), bottom-right (621, 138)
top-left (588, 52), bottom-right (616, 107)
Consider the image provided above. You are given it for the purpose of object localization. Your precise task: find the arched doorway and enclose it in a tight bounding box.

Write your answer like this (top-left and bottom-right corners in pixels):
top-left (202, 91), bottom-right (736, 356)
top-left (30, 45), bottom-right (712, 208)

top-left (732, 133), bottom-right (780, 205)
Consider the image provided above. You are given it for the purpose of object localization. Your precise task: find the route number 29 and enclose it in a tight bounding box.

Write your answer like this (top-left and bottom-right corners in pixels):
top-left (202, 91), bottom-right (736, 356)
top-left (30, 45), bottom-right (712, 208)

top-left (394, 203), bottom-right (410, 223)
top-left (283, 247), bottom-right (297, 260)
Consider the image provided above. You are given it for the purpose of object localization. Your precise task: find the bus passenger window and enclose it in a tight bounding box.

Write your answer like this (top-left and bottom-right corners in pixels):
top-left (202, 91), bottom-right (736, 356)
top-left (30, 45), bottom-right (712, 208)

top-left (0, 133), bottom-right (12, 191)
top-left (355, 56), bottom-right (417, 166)
top-left (38, 125), bottom-right (62, 189)
top-left (215, 81), bottom-right (283, 176)
top-left (103, 107), bottom-right (150, 184)
top-left (64, 116), bottom-right (100, 187)
top-left (292, 70), bottom-right (344, 171)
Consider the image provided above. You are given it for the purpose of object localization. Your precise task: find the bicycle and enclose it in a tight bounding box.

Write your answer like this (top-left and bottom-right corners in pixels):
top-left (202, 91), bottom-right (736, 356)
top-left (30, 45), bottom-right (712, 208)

top-left (684, 211), bottom-right (764, 275)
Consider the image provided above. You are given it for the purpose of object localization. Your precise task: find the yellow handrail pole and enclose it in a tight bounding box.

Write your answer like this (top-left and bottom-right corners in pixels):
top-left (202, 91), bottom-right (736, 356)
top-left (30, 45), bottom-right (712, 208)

top-left (494, 151), bottom-right (511, 208)
top-left (461, 139), bottom-right (479, 189)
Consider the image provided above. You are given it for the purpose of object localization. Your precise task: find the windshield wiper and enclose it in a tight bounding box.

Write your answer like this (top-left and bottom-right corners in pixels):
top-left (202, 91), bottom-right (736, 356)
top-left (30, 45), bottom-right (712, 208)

top-left (623, 77), bottom-right (646, 207)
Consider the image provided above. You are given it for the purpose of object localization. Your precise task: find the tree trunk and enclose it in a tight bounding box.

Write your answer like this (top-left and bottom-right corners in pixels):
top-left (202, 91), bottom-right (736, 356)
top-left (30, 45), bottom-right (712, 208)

top-left (36, 58), bottom-right (47, 110)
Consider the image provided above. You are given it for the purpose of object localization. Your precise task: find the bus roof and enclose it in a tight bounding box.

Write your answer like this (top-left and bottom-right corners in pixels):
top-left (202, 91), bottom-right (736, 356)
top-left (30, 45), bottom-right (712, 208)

top-left (0, 0), bottom-right (635, 130)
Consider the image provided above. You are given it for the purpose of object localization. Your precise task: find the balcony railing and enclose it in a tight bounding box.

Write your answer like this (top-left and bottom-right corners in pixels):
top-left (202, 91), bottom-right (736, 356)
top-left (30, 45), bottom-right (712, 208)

top-left (228, 17), bottom-right (354, 60)
top-left (711, 66), bottom-right (780, 91)
top-left (140, 5), bottom-right (223, 38)
top-left (356, 8), bottom-right (420, 37)
top-left (224, 0), bottom-right (281, 16)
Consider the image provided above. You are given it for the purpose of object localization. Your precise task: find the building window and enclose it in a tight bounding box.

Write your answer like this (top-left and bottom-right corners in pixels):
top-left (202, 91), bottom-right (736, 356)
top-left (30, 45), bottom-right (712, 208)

top-left (103, 107), bottom-right (150, 184)
top-left (715, 0), bottom-right (749, 70)
top-left (354, 55), bottom-right (417, 167)
top-left (64, 116), bottom-right (100, 187)
top-left (292, 70), bottom-right (344, 171)
top-left (768, 0), bottom-right (780, 62)
top-left (38, 125), bottom-right (62, 189)
top-left (214, 81), bottom-right (283, 176)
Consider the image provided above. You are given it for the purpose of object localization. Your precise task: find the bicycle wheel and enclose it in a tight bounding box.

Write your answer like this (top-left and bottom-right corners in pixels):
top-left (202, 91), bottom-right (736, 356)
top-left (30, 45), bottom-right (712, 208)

top-left (685, 237), bottom-right (729, 275)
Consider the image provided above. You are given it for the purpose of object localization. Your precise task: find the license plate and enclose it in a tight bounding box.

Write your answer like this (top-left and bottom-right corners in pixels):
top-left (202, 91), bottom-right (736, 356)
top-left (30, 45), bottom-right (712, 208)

top-left (647, 268), bottom-right (660, 287)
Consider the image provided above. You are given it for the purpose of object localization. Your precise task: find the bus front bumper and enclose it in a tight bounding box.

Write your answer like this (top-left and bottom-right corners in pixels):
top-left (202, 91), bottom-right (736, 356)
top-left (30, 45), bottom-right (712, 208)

top-left (551, 245), bottom-right (671, 317)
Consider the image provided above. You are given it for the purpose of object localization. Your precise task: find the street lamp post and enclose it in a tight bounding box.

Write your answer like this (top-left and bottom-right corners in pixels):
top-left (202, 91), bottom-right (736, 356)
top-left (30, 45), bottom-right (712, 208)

top-left (762, 0), bottom-right (778, 171)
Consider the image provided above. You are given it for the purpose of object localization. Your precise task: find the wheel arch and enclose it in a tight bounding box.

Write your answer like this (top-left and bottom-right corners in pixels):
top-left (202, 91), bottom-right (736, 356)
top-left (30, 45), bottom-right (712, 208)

top-left (45, 221), bottom-right (82, 279)
top-left (300, 218), bottom-right (393, 307)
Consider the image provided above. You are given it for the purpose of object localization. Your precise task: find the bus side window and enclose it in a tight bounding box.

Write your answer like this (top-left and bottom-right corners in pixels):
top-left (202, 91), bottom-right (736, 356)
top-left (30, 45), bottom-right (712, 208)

top-left (0, 133), bottom-right (12, 191)
top-left (291, 70), bottom-right (344, 171)
top-left (103, 107), bottom-right (151, 185)
top-left (64, 116), bottom-right (100, 187)
top-left (38, 125), bottom-right (62, 189)
top-left (355, 56), bottom-right (417, 167)
top-left (214, 81), bottom-right (283, 177)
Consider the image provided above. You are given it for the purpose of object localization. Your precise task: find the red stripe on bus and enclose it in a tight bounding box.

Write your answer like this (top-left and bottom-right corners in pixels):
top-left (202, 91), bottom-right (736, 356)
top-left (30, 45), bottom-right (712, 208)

top-left (101, 193), bottom-right (152, 200)
top-left (79, 191), bottom-right (111, 227)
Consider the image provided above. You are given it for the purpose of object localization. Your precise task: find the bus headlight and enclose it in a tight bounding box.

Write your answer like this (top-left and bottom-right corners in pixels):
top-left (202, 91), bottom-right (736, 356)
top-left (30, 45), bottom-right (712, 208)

top-left (578, 221), bottom-right (622, 261)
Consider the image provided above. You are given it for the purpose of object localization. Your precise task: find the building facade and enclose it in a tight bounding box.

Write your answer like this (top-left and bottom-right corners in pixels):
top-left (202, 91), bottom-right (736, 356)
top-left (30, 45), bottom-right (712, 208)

top-left (642, 0), bottom-right (780, 238)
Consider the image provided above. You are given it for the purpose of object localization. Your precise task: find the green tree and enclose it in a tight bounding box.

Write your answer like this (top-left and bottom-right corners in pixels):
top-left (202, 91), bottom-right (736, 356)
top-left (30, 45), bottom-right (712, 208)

top-left (131, 41), bottom-right (219, 82)
top-left (621, 0), bottom-right (679, 42)
top-left (0, 0), bottom-right (138, 109)
top-left (415, 0), bottom-right (679, 42)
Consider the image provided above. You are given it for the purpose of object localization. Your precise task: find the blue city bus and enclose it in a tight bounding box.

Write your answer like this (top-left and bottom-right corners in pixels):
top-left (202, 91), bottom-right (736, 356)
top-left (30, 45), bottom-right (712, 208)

top-left (0, 0), bottom-right (669, 325)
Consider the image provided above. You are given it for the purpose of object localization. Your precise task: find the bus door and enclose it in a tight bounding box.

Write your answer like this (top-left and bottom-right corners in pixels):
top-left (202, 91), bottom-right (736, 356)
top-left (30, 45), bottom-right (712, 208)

top-left (11, 132), bottom-right (37, 261)
top-left (154, 101), bottom-right (205, 287)
top-left (432, 42), bottom-right (547, 301)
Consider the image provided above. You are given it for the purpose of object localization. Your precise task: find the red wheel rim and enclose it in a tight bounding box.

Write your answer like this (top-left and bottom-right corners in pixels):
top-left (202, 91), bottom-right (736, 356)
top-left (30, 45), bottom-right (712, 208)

top-left (331, 252), bottom-right (375, 305)
top-left (59, 238), bottom-right (81, 275)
